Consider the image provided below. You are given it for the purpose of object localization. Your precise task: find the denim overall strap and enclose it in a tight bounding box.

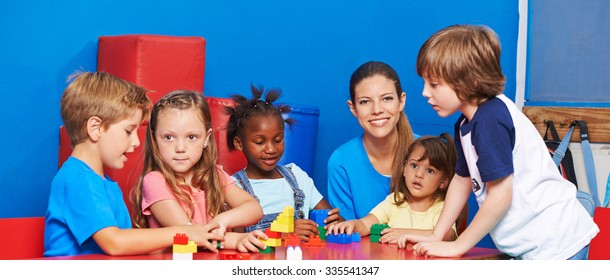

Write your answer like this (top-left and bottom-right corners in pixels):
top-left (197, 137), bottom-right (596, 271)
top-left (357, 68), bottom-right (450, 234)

top-left (276, 165), bottom-right (306, 219)
top-left (245, 213), bottom-right (279, 232)
top-left (233, 169), bottom-right (259, 202)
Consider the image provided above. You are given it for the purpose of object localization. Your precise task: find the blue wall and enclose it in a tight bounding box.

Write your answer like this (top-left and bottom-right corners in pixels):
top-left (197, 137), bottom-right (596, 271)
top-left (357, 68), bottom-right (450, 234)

top-left (0, 0), bottom-right (518, 247)
top-left (526, 0), bottom-right (610, 107)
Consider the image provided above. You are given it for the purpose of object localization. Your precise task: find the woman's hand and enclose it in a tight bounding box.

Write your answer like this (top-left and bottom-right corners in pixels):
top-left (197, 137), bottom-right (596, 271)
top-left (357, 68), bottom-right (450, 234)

top-left (326, 220), bottom-right (357, 235)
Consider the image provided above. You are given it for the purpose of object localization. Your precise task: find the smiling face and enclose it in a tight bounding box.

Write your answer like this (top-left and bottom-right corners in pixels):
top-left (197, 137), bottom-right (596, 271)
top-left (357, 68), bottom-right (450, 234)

top-left (154, 107), bottom-right (212, 181)
top-left (348, 75), bottom-right (406, 140)
top-left (98, 109), bottom-right (143, 170)
top-left (403, 145), bottom-right (448, 201)
top-left (234, 113), bottom-right (285, 179)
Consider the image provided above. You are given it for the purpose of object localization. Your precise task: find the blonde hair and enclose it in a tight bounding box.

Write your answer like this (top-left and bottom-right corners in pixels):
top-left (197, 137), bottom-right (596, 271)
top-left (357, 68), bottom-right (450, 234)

top-left (392, 133), bottom-right (457, 206)
top-left (132, 90), bottom-right (224, 228)
top-left (60, 72), bottom-right (151, 147)
top-left (416, 24), bottom-right (506, 105)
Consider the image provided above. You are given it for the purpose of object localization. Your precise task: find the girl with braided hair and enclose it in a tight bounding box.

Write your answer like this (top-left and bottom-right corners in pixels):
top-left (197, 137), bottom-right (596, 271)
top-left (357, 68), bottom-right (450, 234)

top-left (226, 84), bottom-right (343, 241)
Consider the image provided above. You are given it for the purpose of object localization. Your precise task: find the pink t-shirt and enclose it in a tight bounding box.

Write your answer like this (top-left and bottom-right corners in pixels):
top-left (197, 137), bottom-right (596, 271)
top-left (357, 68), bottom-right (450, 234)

top-left (141, 165), bottom-right (235, 228)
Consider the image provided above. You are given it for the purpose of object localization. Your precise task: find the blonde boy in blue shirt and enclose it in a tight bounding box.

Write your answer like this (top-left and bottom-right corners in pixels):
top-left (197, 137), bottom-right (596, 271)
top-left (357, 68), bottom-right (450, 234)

top-left (45, 72), bottom-right (223, 256)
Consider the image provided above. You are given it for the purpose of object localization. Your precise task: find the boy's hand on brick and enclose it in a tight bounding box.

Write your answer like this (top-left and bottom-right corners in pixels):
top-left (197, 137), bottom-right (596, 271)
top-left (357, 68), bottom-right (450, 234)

top-left (412, 240), bottom-right (464, 258)
top-left (397, 233), bottom-right (436, 249)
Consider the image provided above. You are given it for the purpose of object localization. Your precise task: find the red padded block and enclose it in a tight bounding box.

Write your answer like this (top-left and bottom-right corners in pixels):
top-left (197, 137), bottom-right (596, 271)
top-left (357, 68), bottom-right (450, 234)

top-left (205, 97), bottom-right (247, 175)
top-left (0, 217), bottom-right (45, 259)
top-left (59, 126), bottom-right (148, 219)
top-left (97, 35), bottom-right (206, 106)
top-left (59, 126), bottom-right (71, 169)
top-left (588, 207), bottom-right (610, 259)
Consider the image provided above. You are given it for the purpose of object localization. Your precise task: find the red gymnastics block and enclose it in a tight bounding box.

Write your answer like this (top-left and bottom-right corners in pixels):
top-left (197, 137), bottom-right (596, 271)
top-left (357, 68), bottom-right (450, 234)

top-left (97, 34), bottom-right (206, 110)
top-left (206, 97), bottom-right (247, 175)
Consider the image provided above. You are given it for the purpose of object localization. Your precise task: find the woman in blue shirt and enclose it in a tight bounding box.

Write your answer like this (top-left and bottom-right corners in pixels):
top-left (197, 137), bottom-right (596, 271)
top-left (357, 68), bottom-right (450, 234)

top-left (327, 61), bottom-right (416, 220)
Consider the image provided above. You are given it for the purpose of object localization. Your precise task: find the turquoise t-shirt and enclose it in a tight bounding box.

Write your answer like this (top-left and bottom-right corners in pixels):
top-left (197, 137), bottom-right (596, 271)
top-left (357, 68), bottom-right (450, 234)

top-left (327, 135), bottom-right (390, 220)
top-left (327, 133), bottom-right (420, 220)
top-left (44, 156), bottom-right (132, 257)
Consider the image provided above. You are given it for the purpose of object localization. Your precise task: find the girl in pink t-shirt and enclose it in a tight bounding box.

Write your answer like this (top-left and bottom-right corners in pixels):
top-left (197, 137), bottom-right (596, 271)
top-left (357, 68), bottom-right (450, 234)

top-left (132, 90), bottom-right (266, 253)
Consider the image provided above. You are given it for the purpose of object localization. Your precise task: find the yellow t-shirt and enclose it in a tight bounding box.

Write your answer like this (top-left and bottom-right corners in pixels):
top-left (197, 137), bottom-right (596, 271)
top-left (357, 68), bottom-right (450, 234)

top-left (370, 193), bottom-right (455, 232)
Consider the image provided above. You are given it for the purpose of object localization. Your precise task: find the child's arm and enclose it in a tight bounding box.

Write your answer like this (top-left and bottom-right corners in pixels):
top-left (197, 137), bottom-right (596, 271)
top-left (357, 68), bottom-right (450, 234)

top-left (411, 175), bottom-right (513, 257)
top-left (210, 183), bottom-right (263, 235)
top-left (92, 223), bottom-right (223, 256)
top-left (431, 175), bottom-right (472, 240)
top-left (221, 230), bottom-right (268, 253)
top-left (380, 227), bottom-right (456, 244)
top-left (148, 200), bottom-right (193, 226)
top-left (326, 214), bottom-right (379, 236)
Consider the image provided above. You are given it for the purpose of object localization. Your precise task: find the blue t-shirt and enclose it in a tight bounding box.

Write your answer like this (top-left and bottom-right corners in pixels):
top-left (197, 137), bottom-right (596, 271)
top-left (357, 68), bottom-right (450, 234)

top-left (327, 135), bottom-right (391, 220)
top-left (44, 156), bottom-right (132, 257)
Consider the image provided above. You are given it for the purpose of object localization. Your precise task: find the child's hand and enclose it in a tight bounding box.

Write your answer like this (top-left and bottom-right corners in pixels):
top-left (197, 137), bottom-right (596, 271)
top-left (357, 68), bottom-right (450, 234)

top-left (326, 220), bottom-right (357, 235)
top-left (294, 219), bottom-right (319, 241)
top-left (323, 208), bottom-right (345, 228)
top-left (235, 230), bottom-right (268, 253)
top-left (209, 215), bottom-right (230, 236)
top-left (397, 233), bottom-right (437, 249)
top-left (379, 228), bottom-right (409, 244)
top-left (412, 240), bottom-right (464, 258)
top-left (192, 222), bottom-right (224, 252)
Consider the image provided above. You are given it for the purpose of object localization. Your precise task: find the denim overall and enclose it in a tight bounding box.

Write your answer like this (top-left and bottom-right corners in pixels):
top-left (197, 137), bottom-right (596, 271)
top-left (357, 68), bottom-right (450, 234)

top-left (233, 165), bottom-right (305, 232)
